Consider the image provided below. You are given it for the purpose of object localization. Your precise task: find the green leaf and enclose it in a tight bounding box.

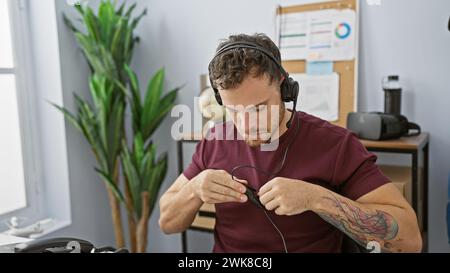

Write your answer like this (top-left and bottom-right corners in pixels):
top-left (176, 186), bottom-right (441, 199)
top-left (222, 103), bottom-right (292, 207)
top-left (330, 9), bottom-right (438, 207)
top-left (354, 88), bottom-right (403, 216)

top-left (95, 168), bottom-right (125, 203)
top-left (141, 144), bottom-right (156, 190)
top-left (124, 65), bottom-right (141, 105)
top-left (130, 8), bottom-right (147, 30)
top-left (159, 87), bottom-right (179, 108)
top-left (147, 153), bottom-right (168, 216)
top-left (74, 93), bottom-right (108, 170)
top-left (111, 18), bottom-right (125, 62)
top-left (106, 98), bottom-right (124, 171)
top-left (124, 65), bottom-right (142, 133)
top-left (74, 3), bottom-right (85, 16)
top-left (89, 76), bottom-right (108, 153)
top-left (84, 7), bottom-right (101, 42)
top-left (141, 68), bottom-right (165, 133)
top-left (116, 2), bottom-right (126, 16)
top-left (121, 141), bottom-right (142, 215)
top-left (142, 87), bottom-right (179, 139)
top-left (139, 151), bottom-right (153, 182)
top-left (63, 13), bottom-right (80, 33)
top-left (75, 33), bottom-right (108, 75)
top-left (98, 0), bottom-right (116, 45)
top-left (133, 133), bottom-right (144, 166)
top-left (125, 3), bottom-right (137, 18)
top-left (50, 102), bottom-right (82, 132)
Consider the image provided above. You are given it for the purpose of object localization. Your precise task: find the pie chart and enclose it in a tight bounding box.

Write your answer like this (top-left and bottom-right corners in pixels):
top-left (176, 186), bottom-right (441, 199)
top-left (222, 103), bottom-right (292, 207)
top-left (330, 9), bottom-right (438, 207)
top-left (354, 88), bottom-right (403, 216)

top-left (335, 22), bottom-right (351, 39)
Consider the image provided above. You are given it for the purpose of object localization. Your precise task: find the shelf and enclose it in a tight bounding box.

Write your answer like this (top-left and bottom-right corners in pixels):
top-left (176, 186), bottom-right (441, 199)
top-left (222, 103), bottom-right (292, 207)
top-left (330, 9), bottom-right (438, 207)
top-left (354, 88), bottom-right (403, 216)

top-left (191, 204), bottom-right (215, 232)
top-left (191, 214), bottom-right (215, 232)
top-left (378, 165), bottom-right (425, 231)
top-left (379, 165), bottom-right (412, 204)
top-left (360, 133), bottom-right (429, 151)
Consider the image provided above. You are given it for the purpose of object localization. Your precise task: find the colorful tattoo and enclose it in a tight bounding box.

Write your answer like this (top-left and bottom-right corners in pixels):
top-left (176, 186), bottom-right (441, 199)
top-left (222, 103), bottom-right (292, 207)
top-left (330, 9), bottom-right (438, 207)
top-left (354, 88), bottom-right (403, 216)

top-left (317, 194), bottom-right (399, 249)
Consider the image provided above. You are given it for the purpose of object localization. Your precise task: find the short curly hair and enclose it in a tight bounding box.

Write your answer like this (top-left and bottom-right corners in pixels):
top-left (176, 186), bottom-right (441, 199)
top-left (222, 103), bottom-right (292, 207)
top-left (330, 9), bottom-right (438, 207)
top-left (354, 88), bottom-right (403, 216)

top-left (208, 33), bottom-right (283, 90)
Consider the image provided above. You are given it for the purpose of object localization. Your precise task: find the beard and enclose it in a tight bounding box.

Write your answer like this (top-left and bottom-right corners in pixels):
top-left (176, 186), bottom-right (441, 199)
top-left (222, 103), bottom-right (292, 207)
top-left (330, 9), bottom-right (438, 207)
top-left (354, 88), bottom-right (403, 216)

top-left (243, 103), bottom-right (286, 147)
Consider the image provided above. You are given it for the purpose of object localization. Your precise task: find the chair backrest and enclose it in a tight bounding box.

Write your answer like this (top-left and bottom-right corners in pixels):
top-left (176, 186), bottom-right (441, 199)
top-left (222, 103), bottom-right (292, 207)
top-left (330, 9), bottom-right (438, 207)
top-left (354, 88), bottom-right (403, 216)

top-left (341, 235), bottom-right (367, 253)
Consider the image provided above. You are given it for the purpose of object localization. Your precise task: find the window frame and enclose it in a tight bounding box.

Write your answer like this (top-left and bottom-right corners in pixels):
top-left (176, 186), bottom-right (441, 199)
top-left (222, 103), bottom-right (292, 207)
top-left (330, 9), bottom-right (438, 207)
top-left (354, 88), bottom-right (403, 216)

top-left (0, 0), bottom-right (45, 225)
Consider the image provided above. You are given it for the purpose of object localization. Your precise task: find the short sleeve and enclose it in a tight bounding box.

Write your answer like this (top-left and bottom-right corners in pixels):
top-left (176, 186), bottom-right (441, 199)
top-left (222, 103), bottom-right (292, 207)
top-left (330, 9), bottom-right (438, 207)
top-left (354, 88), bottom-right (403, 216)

top-left (332, 132), bottom-right (391, 200)
top-left (183, 139), bottom-right (207, 180)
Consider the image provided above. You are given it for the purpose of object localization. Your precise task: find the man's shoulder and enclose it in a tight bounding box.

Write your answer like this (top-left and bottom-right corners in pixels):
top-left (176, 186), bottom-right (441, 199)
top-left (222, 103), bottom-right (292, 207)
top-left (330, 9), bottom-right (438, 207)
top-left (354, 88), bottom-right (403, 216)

top-left (297, 112), bottom-right (357, 148)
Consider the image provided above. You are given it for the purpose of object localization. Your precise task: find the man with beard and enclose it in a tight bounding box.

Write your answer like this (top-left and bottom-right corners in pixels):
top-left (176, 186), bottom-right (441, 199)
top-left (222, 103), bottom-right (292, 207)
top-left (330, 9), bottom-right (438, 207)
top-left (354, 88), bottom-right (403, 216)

top-left (159, 33), bottom-right (421, 253)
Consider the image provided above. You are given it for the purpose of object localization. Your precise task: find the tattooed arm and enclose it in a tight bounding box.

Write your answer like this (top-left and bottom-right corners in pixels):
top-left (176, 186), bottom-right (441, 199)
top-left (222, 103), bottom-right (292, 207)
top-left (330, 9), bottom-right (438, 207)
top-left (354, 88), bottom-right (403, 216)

top-left (259, 179), bottom-right (422, 253)
top-left (313, 185), bottom-right (408, 252)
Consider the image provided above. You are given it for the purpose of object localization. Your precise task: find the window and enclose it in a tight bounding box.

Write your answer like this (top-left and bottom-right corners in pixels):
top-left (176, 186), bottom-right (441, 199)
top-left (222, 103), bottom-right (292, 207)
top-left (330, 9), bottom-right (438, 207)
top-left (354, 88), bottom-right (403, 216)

top-left (0, 0), bottom-right (42, 223)
top-left (0, 0), bottom-right (27, 215)
top-left (0, 0), bottom-right (72, 236)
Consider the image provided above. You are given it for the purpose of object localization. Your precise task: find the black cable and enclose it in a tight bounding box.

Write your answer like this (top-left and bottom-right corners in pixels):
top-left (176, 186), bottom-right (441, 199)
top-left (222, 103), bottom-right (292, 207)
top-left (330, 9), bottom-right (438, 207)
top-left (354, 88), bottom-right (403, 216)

top-left (230, 111), bottom-right (300, 253)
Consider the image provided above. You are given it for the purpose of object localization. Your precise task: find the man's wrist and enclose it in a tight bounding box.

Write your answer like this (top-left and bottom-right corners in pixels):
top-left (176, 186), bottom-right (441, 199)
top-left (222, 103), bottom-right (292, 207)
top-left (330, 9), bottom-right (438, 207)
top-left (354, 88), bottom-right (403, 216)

top-left (183, 175), bottom-right (201, 202)
top-left (306, 183), bottom-right (327, 212)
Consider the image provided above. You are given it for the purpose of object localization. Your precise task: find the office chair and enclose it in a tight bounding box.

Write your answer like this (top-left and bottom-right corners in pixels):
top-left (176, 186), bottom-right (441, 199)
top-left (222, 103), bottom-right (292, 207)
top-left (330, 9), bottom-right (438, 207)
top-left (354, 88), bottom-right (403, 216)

top-left (341, 235), bottom-right (366, 253)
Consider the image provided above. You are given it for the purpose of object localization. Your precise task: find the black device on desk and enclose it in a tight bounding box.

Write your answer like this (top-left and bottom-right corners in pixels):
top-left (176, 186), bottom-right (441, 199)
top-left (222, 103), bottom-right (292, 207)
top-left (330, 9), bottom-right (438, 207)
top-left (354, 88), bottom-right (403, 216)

top-left (14, 237), bottom-right (129, 253)
top-left (347, 75), bottom-right (421, 140)
top-left (347, 112), bottom-right (421, 140)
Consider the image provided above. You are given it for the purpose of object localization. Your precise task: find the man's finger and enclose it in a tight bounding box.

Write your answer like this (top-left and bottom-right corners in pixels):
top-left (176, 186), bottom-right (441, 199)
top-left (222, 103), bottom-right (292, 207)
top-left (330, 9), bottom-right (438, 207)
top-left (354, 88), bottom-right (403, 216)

top-left (259, 190), bottom-right (276, 205)
top-left (275, 207), bottom-right (284, 215)
top-left (264, 198), bottom-right (279, 211)
top-left (209, 183), bottom-right (246, 200)
top-left (258, 179), bottom-right (277, 196)
top-left (211, 171), bottom-right (247, 193)
top-left (233, 178), bottom-right (248, 185)
top-left (208, 192), bottom-right (247, 203)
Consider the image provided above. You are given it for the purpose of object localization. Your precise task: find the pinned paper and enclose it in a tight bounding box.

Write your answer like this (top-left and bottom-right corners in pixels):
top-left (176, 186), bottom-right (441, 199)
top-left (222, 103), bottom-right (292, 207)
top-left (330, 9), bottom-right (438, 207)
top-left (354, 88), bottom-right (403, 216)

top-left (291, 73), bottom-right (340, 122)
top-left (277, 9), bottom-right (356, 61)
top-left (306, 61), bottom-right (334, 75)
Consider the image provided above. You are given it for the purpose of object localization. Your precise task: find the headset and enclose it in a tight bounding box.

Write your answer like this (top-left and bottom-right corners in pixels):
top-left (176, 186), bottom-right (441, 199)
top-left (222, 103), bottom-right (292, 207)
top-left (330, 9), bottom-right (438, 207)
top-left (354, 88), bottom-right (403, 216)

top-left (208, 41), bottom-right (300, 127)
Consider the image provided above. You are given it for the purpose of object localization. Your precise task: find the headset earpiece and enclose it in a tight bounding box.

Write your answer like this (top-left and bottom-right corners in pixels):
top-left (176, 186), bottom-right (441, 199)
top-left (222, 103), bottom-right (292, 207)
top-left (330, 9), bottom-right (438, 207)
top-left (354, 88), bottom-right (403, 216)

top-left (282, 77), bottom-right (299, 103)
top-left (214, 87), bottom-right (223, 105)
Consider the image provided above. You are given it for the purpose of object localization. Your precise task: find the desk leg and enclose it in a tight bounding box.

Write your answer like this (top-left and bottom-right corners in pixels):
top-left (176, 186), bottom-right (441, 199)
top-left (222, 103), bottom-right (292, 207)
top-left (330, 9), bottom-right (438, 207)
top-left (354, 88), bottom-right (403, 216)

top-left (177, 141), bottom-right (188, 253)
top-left (412, 151), bottom-right (418, 213)
top-left (423, 143), bottom-right (429, 232)
top-left (177, 141), bottom-right (184, 175)
top-left (182, 231), bottom-right (187, 253)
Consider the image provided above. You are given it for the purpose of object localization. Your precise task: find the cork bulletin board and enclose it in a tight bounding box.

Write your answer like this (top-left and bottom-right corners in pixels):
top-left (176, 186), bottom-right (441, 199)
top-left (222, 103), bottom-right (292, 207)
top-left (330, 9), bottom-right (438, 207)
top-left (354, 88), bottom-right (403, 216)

top-left (277, 0), bottom-right (359, 128)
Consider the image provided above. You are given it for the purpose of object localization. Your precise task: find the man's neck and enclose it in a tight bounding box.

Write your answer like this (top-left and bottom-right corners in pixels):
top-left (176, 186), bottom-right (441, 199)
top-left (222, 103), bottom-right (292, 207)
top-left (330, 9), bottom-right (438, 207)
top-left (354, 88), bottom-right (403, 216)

top-left (271, 109), bottom-right (294, 142)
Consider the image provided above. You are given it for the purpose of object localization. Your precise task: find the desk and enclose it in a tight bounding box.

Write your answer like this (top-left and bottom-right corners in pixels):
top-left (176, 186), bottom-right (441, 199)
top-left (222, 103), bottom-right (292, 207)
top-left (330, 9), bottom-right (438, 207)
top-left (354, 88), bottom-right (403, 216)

top-left (177, 133), bottom-right (429, 252)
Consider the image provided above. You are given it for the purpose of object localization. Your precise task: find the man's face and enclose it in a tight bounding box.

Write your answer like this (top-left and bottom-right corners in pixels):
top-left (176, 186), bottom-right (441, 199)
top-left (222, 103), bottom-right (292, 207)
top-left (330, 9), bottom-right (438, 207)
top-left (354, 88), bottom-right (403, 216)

top-left (218, 74), bottom-right (285, 147)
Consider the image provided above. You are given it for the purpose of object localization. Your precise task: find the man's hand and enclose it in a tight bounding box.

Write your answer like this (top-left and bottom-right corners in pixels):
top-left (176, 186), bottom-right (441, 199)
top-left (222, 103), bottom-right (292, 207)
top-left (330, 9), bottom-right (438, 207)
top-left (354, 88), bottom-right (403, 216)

top-left (258, 177), bottom-right (318, 216)
top-left (191, 169), bottom-right (248, 204)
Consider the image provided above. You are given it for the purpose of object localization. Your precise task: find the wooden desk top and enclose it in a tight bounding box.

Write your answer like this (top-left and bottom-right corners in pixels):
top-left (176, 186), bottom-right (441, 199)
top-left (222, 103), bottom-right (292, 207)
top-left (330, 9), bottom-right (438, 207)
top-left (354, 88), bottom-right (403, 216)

top-left (360, 133), bottom-right (429, 151)
top-left (178, 132), bottom-right (429, 151)
top-left (177, 132), bottom-right (204, 141)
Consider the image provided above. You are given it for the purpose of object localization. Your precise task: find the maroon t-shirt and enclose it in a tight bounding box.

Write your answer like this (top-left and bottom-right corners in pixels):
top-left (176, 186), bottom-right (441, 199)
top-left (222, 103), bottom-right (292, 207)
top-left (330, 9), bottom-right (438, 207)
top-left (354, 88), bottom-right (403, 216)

top-left (183, 111), bottom-right (390, 253)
